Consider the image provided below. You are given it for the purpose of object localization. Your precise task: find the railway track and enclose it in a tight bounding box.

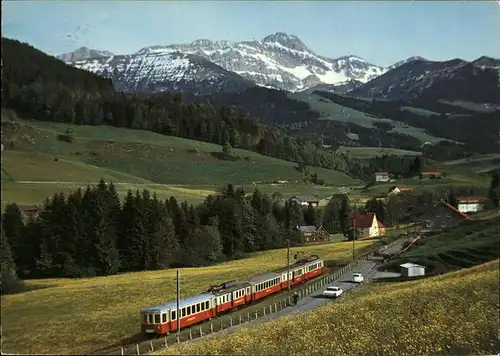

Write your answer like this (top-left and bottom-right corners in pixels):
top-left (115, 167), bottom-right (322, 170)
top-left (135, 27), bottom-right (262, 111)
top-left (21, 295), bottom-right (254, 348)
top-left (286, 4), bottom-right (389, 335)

top-left (92, 266), bottom-right (338, 355)
top-left (92, 241), bottom-right (389, 355)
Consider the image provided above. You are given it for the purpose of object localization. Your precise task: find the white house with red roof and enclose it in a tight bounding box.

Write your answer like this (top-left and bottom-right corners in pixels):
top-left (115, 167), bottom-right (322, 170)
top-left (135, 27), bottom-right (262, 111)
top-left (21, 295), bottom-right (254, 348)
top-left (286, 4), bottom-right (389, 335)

top-left (348, 211), bottom-right (385, 239)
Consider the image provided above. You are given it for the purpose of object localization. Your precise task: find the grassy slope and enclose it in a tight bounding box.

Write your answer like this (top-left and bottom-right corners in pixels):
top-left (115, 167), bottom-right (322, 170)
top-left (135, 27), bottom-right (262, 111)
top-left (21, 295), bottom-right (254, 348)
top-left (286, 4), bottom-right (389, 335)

top-left (445, 153), bottom-right (500, 173)
top-left (0, 240), bottom-right (374, 354)
top-left (1, 117), bottom-right (359, 207)
top-left (337, 146), bottom-right (422, 159)
top-left (393, 218), bottom-right (499, 274)
top-left (157, 259), bottom-right (500, 356)
top-left (289, 92), bottom-right (450, 144)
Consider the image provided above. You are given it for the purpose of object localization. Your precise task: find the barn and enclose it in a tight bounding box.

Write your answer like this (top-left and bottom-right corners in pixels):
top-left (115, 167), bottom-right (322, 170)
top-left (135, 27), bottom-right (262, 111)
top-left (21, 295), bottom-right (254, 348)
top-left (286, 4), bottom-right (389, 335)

top-left (400, 263), bottom-right (426, 277)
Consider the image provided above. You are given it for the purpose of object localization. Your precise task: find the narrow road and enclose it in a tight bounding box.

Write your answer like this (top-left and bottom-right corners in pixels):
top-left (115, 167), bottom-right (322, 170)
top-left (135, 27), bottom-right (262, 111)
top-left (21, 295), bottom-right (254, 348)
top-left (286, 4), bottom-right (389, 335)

top-left (171, 237), bottom-right (409, 347)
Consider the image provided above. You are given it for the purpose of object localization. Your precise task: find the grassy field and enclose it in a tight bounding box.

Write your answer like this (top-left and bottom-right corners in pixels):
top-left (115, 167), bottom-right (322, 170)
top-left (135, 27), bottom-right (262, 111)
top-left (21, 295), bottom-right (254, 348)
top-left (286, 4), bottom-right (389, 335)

top-left (155, 259), bottom-right (500, 356)
top-left (0, 239), bottom-right (374, 355)
top-left (389, 218), bottom-right (499, 274)
top-left (1, 115), bottom-right (359, 208)
top-left (445, 153), bottom-right (500, 173)
top-left (289, 92), bottom-right (451, 144)
top-left (337, 146), bottom-right (422, 159)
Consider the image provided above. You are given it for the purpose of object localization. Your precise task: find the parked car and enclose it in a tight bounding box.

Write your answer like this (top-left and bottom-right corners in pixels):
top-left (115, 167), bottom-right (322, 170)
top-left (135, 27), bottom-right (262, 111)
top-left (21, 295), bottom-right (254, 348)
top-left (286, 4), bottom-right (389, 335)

top-left (352, 272), bottom-right (364, 283)
top-left (322, 286), bottom-right (343, 298)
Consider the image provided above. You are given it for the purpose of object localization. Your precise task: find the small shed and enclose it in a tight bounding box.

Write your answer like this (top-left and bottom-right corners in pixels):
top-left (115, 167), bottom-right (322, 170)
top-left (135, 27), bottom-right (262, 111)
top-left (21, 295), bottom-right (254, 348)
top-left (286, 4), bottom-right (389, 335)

top-left (400, 263), bottom-right (426, 277)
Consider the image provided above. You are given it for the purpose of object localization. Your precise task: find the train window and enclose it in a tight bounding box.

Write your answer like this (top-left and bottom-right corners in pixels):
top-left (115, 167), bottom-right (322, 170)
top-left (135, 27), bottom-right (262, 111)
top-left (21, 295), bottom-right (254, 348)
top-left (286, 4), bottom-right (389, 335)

top-left (143, 314), bottom-right (147, 323)
top-left (148, 314), bottom-right (153, 324)
top-left (246, 287), bottom-right (250, 294)
top-left (205, 301), bottom-right (210, 309)
top-left (155, 314), bottom-right (161, 324)
top-left (171, 310), bottom-right (177, 320)
top-left (196, 304), bottom-right (201, 313)
top-left (181, 308), bottom-right (186, 318)
top-left (162, 313), bottom-right (167, 323)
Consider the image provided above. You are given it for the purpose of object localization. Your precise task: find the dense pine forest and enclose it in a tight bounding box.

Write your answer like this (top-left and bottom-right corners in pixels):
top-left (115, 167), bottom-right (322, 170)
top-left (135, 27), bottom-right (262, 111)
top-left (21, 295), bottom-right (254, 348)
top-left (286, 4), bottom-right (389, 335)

top-left (1, 177), bottom-right (466, 294)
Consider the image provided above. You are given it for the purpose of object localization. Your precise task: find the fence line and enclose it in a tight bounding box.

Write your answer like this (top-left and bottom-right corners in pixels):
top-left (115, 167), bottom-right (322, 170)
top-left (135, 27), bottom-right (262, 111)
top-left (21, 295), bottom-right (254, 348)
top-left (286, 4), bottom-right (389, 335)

top-left (113, 256), bottom-right (368, 355)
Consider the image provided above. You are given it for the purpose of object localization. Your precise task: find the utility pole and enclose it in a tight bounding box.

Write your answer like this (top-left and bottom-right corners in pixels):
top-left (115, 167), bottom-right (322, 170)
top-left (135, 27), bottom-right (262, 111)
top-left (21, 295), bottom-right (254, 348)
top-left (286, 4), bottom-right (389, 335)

top-left (352, 216), bottom-right (356, 262)
top-left (287, 239), bottom-right (291, 291)
top-left (176, 269), bottom-right (180, 343)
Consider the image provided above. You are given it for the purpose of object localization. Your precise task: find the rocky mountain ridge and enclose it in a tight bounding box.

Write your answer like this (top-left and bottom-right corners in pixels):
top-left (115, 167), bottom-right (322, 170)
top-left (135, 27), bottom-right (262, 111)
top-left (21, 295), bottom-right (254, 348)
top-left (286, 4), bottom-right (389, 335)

top-left (62, 32), bottom-right (386, 94)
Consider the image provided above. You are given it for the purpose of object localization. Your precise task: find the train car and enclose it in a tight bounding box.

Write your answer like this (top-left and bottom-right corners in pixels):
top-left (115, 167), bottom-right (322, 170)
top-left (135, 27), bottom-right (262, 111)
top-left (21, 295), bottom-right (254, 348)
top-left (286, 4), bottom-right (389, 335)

top-left (140, 254), bottom-right (324, 335)
top-left (304, 258), bottom-right (324, 280)
top-left (140, 292), bottom-right (215, 335)
top-left (276, 255), bottom-right (324, 289)
top-left (208, 280), bottom-right (252, 314)
top-left (248, 271), bottom-right (282, 302)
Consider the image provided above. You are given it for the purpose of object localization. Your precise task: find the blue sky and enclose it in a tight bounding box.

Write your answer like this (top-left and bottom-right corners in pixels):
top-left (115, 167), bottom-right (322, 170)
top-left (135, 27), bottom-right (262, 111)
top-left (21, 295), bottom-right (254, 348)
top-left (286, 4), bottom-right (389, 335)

top-left (3, 0), bottom-right (500, 67)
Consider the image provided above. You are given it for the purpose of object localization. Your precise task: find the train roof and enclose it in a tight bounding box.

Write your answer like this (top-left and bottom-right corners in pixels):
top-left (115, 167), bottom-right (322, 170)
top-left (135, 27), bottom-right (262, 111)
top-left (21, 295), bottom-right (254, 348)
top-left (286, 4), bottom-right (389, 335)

top-left (140, 292), bottom-right (214, 313)
top-left (274, 257), bottom-right (323, 274)
top-left (248, 271), bottom-right (281, 284)
top-left (210, 281), bottom-right (252, 295)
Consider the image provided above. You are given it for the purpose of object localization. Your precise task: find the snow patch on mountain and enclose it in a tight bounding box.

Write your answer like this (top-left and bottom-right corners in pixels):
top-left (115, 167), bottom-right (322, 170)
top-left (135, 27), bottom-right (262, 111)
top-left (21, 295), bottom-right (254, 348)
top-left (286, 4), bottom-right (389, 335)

top-left (68, 51), bottom-right (254, 95)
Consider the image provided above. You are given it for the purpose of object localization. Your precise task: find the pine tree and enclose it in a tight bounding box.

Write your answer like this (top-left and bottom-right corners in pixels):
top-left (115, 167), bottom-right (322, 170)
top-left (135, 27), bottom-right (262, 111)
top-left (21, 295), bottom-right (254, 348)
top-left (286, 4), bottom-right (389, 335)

top-left (339, 195), bottom-right (352, 237)
top-left (60, 189), bottom-right (85, 277)
top-left (146, 195), bottom-right (179, 270)
top-left (1, 229), bottom-right (25, 295)
top-left (87, 187), bottom-right (121, 276)
top-left (304, 205), bottom-right (317, 226)
top-left (2, 203), bottom-right (25, 276)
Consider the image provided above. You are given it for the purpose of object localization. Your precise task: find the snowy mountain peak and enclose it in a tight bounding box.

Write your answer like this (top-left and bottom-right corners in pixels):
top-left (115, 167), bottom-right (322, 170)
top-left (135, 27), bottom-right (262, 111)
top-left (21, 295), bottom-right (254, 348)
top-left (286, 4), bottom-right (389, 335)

top-left (58, 46), bottom-right (114, 62)
top-left (262, 32), bottom-right (308, 51)
top-left (388, 56), bottom-right (427, 70)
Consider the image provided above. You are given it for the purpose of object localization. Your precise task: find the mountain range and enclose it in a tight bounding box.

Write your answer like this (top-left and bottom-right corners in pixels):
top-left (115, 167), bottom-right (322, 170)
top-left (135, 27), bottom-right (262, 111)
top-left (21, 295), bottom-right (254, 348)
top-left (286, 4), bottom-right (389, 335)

top-left (59, 32), bottom-right (386, 94)
top-left (59, 32), bottom-right (500, 104)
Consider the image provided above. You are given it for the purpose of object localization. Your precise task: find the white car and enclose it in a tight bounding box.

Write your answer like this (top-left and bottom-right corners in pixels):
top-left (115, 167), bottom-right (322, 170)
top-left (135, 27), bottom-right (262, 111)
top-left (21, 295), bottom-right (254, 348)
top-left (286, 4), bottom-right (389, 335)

top-left (322, 286), bottom-right (343, 298)
top-left (352, 273), bottom-right (364, 283)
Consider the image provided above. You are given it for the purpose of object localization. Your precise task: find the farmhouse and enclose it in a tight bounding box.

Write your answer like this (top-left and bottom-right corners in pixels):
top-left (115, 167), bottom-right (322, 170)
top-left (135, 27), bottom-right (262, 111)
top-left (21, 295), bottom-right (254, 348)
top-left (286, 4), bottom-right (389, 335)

top-left (455, 196), bottom-right (488, 213)
top-left (329, 188), bottom-right (351, 203)
top-left (400, 263), bottom-right (426, 277)
top-left (375, 172), bottom-right (390, 182)
top-left (17, 204), bottom-right (43, 220)
top-left (296, 225), bottom-right (330, 243)
top-left (289, 196), bottom-right (320, 207)
top-left (421, 201), bottom-right (471, 231)
top-left (387, 186), bottom-right (413, 196)
top-left (420, 171), bottom-right (442, 179)
top-left (348, 212), bottom-right (385, 239)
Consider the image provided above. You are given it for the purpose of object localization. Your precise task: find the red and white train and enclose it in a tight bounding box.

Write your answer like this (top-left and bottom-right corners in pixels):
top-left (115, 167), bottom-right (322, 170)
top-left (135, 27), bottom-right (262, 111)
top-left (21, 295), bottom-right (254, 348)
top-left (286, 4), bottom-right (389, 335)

top-left (140, 255), bottom-right (325, 335)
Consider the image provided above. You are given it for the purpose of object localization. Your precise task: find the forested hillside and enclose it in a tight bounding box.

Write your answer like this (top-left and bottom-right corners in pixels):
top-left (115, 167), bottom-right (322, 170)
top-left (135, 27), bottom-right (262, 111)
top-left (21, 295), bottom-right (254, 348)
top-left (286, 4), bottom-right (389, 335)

top-left (2, 38), bottom-right (350, 174)
top-left (314, 91), bottom-right (500, 155)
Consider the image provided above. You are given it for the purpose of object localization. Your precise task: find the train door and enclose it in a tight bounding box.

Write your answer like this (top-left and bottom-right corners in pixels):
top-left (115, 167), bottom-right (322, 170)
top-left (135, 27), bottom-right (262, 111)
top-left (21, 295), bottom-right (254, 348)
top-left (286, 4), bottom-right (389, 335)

top-left (246, 286), bottom-right (251, 303)
top-left (212, 297), bottom-right (217, 317)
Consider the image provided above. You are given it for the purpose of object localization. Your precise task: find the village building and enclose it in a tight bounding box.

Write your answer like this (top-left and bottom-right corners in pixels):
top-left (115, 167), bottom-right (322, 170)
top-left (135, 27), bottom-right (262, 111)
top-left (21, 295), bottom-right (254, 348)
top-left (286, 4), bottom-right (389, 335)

top-left (455, 196), bottom-right (488, 213)
top-left (421, 201), bottom-right (471, 231)
top-left (296, 225), bottom-right (330, 243)
top-left (400, 263), bottom-right (426, 277)
top-left (289, 196), bottom-right (320, 207)
top-left (420, 171), bottom-right (442, 179)
top-left (387, 186), bottom-right (413, 196)
top-left (348, 212), bottom-right (385, 239)
top-left (17, 204), bottom-right (44, 220)
top-left (375, 172), bottom-right (390, 182)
